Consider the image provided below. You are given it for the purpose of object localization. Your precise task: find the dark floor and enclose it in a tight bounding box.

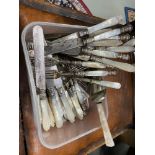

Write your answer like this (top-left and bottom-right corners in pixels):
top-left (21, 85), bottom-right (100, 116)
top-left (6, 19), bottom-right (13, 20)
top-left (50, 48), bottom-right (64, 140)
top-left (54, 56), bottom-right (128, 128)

top-left (89, 142), bottom-right (134, 155)
top-left (89, 130), bottom-right (135, 155)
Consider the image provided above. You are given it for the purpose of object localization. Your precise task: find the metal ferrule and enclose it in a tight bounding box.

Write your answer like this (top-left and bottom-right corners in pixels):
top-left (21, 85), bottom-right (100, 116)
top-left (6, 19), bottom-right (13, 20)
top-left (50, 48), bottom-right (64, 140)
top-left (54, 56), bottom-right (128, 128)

top-left (39, 89), bottom-right (46, 100)
top-left (57, 87), bottom-right (65, 96)
top-left (47, 87), bottom-right (56, 99)
top-left (83, 37), bottom-right (95, 45)
top-left (120, 24), bottom-right (133, 34)
top-left (117, 54), bottom-right (130, 60)
top-left (108, 71), bottom-right (117, 75)
top-left (79, 30), bottom-right (89, 37)
top-left (120, 34), bottom-right (131, 41)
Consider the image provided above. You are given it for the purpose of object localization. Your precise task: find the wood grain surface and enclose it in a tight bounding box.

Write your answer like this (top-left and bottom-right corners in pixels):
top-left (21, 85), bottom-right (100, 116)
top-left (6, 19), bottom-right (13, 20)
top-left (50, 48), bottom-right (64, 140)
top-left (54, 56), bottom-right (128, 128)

top-left (19, 4), bottom-right (134, 155)
top-left (20, 0), bottom-right (103, 24)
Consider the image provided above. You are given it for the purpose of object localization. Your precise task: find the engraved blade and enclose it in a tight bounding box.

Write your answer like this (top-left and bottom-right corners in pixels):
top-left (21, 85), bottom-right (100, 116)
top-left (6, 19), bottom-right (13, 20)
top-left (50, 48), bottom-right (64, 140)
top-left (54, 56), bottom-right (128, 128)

top-left (48, 32), bottom-right (79, 44)
top-left (33, 25), bottom-right (46, 90)
top-left (45, 38), bottom-right (83, 55)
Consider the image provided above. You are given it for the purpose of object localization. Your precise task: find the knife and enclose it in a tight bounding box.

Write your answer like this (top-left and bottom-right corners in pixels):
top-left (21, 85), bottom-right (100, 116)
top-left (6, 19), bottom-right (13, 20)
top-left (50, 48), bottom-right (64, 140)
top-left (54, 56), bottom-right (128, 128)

top-left (45, 70), bottom-right (116, 78)
top-left (47, 16), bottom-right (123, 46)
top-left (45, 22), bottom-right (132, 55)
top-left (33, 25), bottom-right (55, 131)
top-left (81, 48), bottom-right (130, 60)
top-left (74, 55), bottom-right (135, 72)
top-left (45, 56), bottom-right (107, 69)
top-left (92, 89), bottom-right (114, 147)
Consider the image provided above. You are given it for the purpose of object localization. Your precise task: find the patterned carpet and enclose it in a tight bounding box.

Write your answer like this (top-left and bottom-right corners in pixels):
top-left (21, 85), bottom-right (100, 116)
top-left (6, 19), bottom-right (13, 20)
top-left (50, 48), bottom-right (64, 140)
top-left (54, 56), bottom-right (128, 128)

top-left (47, 0), bottom-right (92, 15)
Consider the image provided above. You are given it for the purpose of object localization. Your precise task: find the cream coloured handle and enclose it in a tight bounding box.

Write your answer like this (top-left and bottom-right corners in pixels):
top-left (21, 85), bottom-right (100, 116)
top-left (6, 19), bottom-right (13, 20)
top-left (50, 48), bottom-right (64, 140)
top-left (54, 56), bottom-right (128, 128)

top-left (93, 57), bottom-right (135, 72)
top-left (97, 104), bottom-right (115, 147)
top-left (40, 99), bottom-right (52, 131)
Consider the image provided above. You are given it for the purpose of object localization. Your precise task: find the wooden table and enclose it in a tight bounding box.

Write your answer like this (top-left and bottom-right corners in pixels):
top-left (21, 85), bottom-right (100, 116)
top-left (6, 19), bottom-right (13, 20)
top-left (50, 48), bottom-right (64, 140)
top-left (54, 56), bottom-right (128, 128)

top-left (19, 3), bottom-right (134, 155)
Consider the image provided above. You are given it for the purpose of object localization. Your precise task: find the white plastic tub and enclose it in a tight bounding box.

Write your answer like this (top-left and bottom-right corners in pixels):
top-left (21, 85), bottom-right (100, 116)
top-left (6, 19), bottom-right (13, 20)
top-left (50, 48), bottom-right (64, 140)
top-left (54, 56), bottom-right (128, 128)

top-left (21, 22), bottom-right (108, 149)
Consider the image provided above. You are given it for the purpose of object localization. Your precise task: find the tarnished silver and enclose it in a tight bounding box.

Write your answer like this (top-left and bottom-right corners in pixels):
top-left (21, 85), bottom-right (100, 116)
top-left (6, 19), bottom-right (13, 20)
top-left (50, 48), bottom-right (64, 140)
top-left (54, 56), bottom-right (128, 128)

top-left (74, 55), bottom-right (135, 72)
top-left (76, 78), bottom-right (121, 89)
top-left (85, 24), bottom-right (133, 44)
top-left (33, 25), bottom-right (55, 131)
top-left (33, 26), bottom-right (46, 92)
top-left (108, 33), bottom-right (131, 41)
top-left (47, 16), bottom-right (123, 46)
top-left (46, 56), bottom-right (107, 69)
top-left (82, 49), bottom-right (129, 60)
top-left (92, 89), bottom-right (106, 104)
top-left (106, 46), bottom-right (135, 53)
top-left (45, 70), bottom-right (116, 78)
top-left (47, 32), bottom-right (79, 45)
top-left (45, 38), bottom-right (83, 55)
top-left (45, 22), bottom-right (132, 55)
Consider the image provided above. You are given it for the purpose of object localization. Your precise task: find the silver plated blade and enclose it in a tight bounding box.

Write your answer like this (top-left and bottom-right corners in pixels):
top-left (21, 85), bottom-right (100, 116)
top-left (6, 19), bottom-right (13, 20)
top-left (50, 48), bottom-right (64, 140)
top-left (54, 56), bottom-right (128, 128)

top-left (45, 38), bottom-right (83, 55)
top-left (33, 25), bottom-right (46, 90)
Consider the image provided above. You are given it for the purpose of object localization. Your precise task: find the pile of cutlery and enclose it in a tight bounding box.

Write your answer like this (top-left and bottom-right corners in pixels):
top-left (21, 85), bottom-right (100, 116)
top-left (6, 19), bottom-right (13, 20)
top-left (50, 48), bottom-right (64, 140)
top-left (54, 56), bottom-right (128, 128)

top-left (27, 16), bottom-right (135, 147)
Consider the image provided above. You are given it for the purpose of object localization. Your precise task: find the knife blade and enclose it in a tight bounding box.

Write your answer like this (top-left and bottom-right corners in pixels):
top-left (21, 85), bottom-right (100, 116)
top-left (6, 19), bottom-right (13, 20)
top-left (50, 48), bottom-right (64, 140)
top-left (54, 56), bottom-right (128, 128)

top-left (33, 25), bottom-right (55, 130)
top-left (45, 24), bottom-right (133, 55)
